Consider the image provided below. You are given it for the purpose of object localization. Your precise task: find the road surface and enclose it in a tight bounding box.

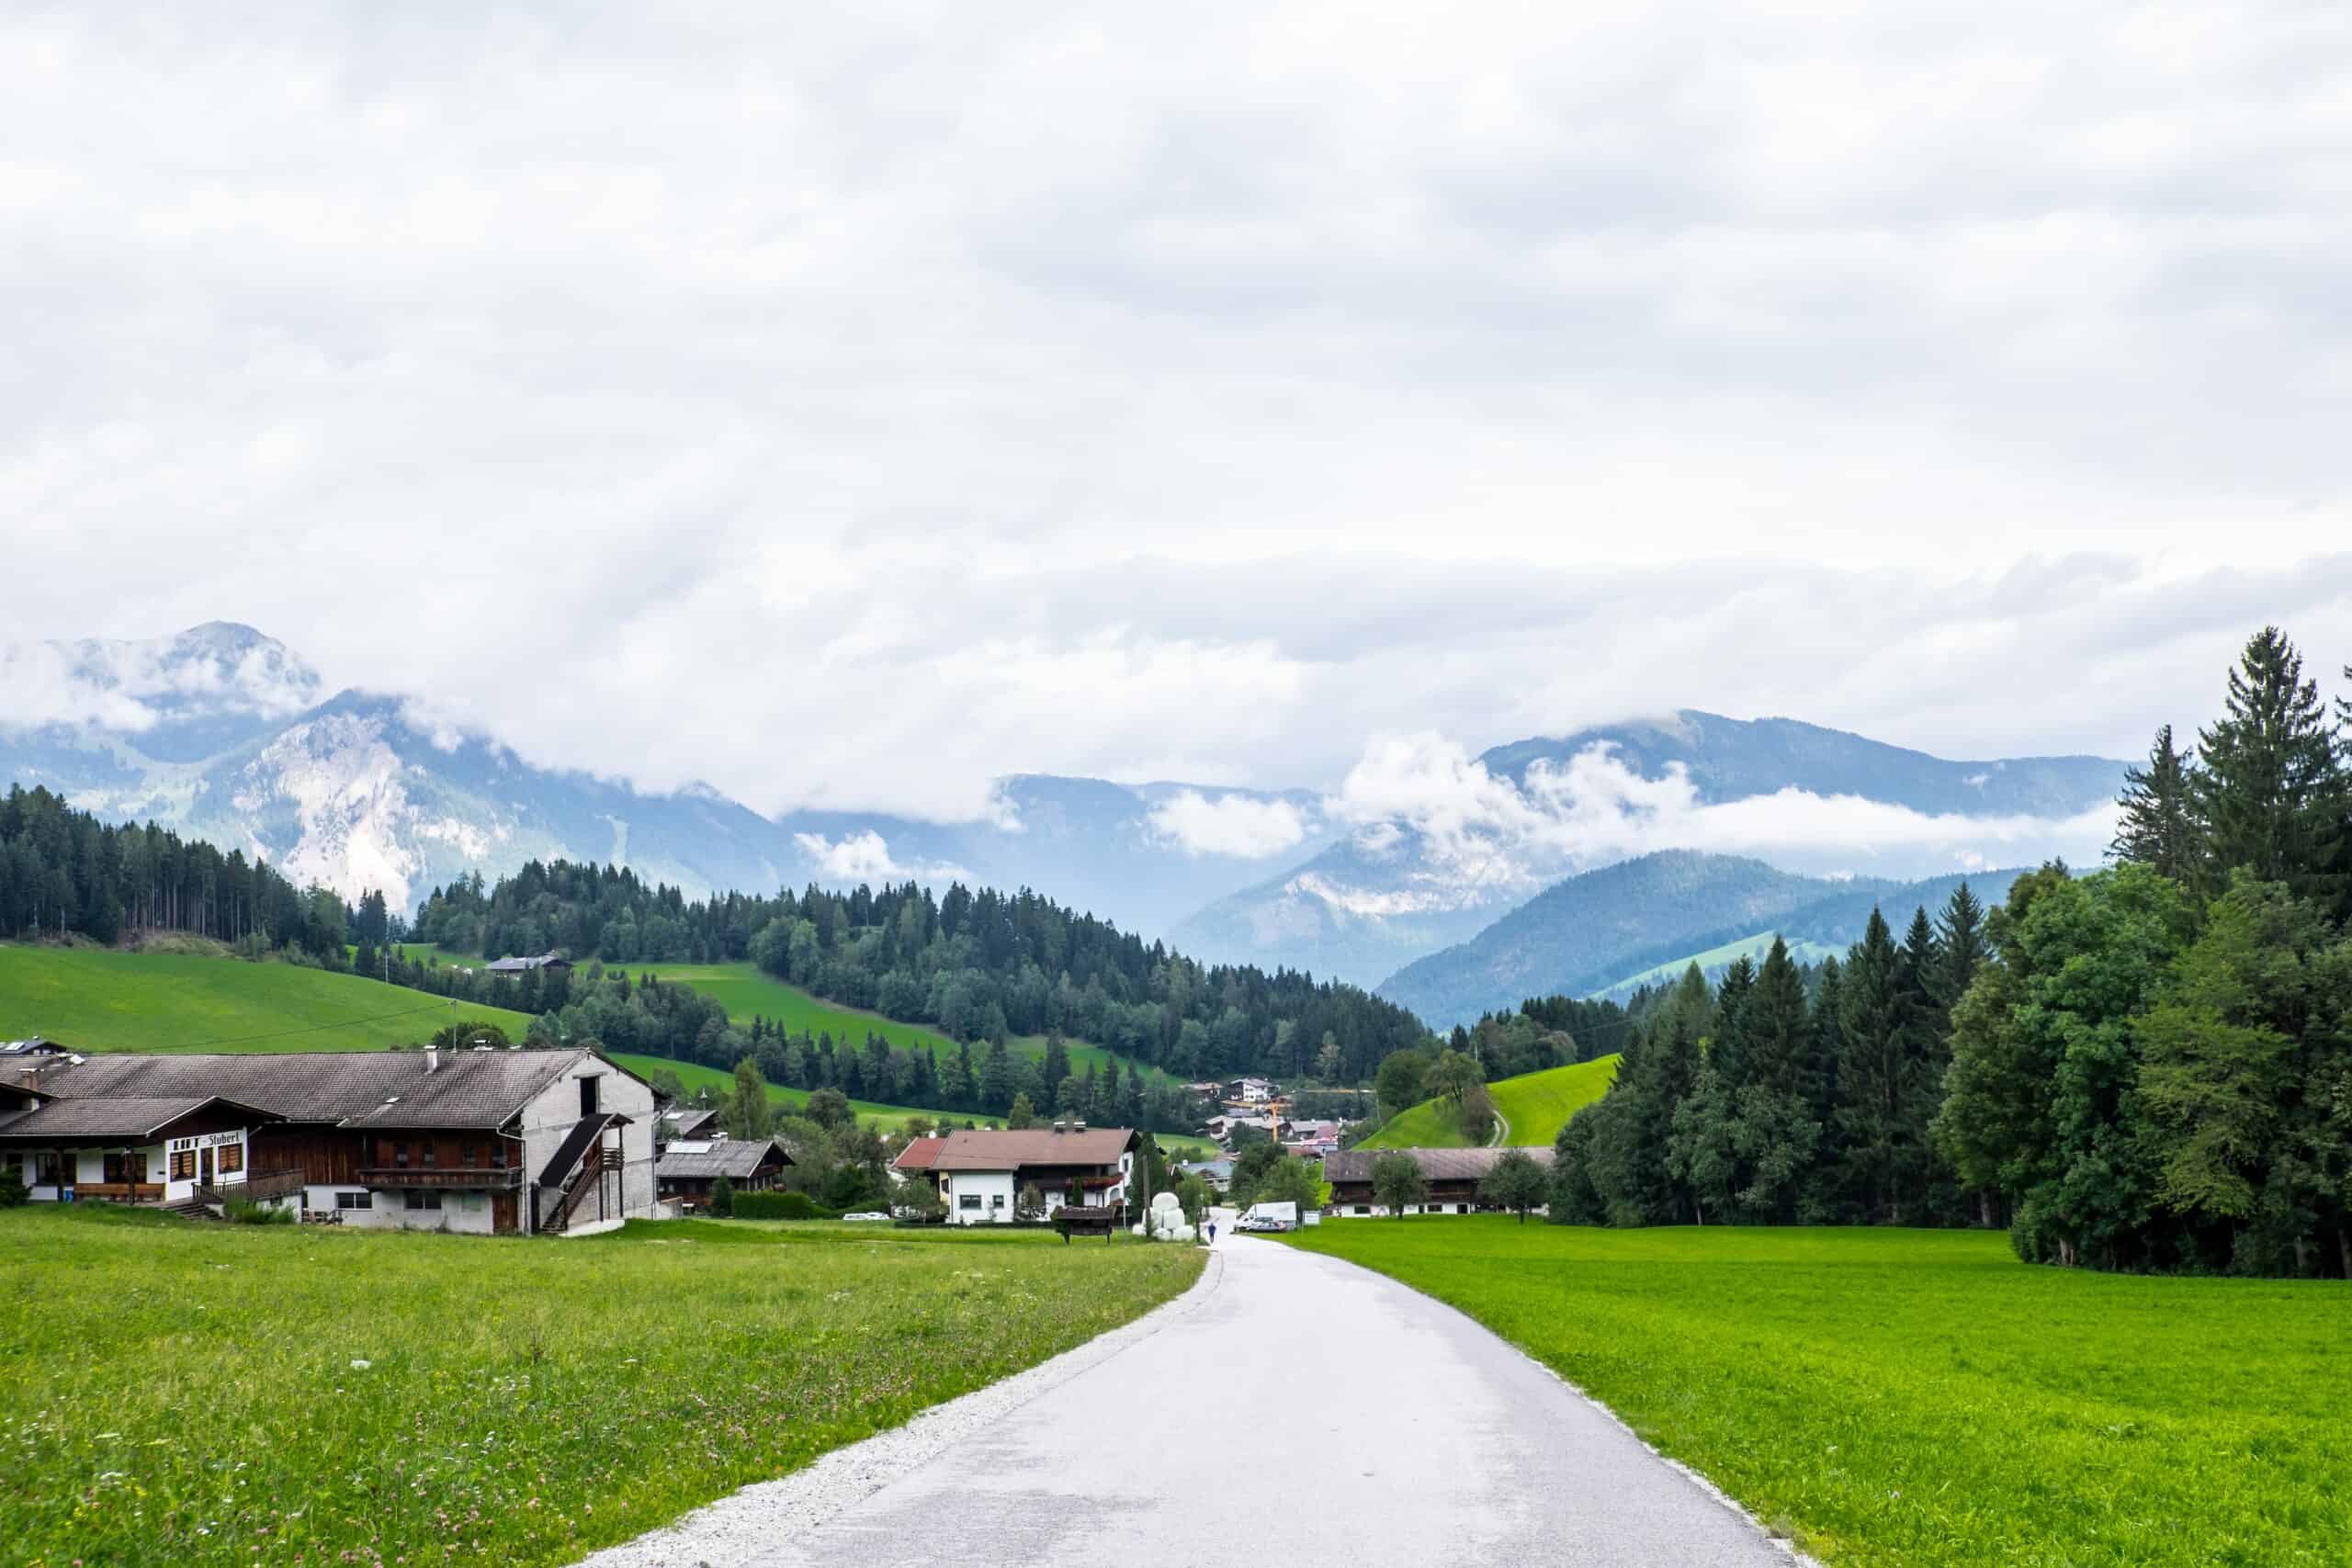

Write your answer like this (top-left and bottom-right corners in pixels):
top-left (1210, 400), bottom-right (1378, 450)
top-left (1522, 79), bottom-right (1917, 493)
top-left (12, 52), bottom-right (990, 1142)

top-left (736, 1230), bottom-right (1799, 1568)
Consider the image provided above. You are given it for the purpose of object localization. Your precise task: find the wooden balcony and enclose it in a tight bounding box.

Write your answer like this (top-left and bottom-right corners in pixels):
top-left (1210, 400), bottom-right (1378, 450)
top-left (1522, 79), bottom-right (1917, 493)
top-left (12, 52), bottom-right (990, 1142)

top-left (242, 1168), bottom-right (306, 1201)
top-left (357, 1166), bottom-right (525, 1190)
top-left (73, 1182), bottom-right (164, 1203)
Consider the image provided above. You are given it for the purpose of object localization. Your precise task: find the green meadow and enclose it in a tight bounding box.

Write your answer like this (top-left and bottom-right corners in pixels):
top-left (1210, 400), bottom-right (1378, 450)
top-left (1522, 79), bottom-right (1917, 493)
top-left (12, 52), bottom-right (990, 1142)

top-left (0, 1205), bottom-right (1203, 1568)
top-left (404, 950), bottom-right (1177, 1091)
top-left (1283, 1221), bottom-right (2349, 1567)
top-left (608, 1050), bottom-right (959, 1134)
top-left (0, 943), bottom-right (536, 1053)
top-left (1361, 1055), bottom-right (1620, 1150)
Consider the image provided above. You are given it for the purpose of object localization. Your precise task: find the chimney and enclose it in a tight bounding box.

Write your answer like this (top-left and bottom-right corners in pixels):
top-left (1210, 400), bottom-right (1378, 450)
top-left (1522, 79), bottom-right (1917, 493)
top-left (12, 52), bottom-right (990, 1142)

top-left (424, 1044), bottom-right (438, 1075)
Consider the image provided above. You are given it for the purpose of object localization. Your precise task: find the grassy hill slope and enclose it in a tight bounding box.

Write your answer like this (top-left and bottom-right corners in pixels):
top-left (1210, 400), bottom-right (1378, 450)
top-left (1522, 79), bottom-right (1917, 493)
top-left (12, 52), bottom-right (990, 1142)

top-left (0, 943), bottom-right (535, 1053)
top-left (1360, 1055), bottom-right (1621, 1151)
top-left (400, 948), bottom-right (1174, 1089)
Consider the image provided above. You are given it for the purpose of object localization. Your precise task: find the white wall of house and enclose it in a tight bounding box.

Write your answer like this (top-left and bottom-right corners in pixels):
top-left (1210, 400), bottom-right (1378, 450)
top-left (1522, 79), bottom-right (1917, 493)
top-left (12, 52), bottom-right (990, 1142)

top-left (515, 1056), bottom-right (662, 1229)
top-left (299, 1185), bottom-right (500, 1232)
top-left (944, 1169), bottom-right (1016, 1224)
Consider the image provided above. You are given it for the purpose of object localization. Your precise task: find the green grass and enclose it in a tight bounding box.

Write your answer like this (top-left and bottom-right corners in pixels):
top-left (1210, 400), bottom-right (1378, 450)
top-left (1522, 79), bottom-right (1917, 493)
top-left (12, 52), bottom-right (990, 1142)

top-left (410, 953), bottom-right (1178, 1091)
top-left (0, 943), bottom-right (536, 1053)
top-left (608, 1052), bottom-right (975, 1134)
top-left (1283, 1221), bottom-right (2350, 1567)
top-left (1361, 1055), bottom-right (1621, 1150)
top-left (0, 1204), bottom-right (1203, 1567)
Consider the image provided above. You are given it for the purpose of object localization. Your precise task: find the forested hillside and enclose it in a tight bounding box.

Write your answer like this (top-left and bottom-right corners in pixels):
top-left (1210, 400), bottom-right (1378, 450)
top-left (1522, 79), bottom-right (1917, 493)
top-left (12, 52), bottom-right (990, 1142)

top-left (1546, 626), bottom-right (2352, 1279)
top-left (409, 866), bottom-right (1430, 1087)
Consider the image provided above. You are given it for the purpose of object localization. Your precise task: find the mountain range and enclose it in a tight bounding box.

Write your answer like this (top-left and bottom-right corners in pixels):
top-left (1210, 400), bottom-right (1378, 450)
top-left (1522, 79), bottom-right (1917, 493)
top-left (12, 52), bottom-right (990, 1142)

top-left (1, 624), bottom-right (2128, 1018)
top-left (1376, 852), bottom-right (2031, 1028)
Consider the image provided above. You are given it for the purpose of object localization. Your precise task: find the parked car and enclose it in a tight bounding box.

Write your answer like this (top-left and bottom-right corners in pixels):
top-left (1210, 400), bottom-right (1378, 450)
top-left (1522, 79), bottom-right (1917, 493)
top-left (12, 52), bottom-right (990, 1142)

top-left (841, 1211), bottom-right (891, 1222)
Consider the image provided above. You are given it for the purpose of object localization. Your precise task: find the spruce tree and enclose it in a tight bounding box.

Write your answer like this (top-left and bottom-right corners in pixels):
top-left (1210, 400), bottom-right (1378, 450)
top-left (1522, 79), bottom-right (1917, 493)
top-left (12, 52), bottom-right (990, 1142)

top-left (2192, 627), bottom-right (2341, 904)
top-left (1932, 882), bottom-right (1988, 1012)
top-left (1834, 908), bottom-right (1909, 1224)
top-left (2111, 724), bottom-right (2201, 883)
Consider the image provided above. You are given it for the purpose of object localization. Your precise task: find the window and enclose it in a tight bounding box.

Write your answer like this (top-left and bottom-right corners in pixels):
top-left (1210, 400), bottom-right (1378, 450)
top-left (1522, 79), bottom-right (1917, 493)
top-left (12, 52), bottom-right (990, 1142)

top-left (394, 1142), bottom-right (412, 1168)
top-left (422, 1141), bottom-right (436, 1168)
top-left (1353, 1204), bottom-right (1371, 1215)
top-left (335, 1190), bottom-right (371, 1211)
top-left (990, 1192), bottom-right (1006, 1210)
top-left (403, 1190), bottom-right (443, 1212)
top-left (580, 1076), bottom-right (600, 1117)
top-left (104, 1151), bottom-right (141, 1184)
top-left (959, 1194), bottom-right (983, 1211)
top-left (490, 1140), bottom-right (508, 1168)
top-left (169, 1149), bottom-right (197, 1181)
top-left (36, 1152), bottom-right (64, 1187)
top-left (216, 1142), bottom-right (243, 1176)
top-left (461, 1142), bottom-right (477, 1168)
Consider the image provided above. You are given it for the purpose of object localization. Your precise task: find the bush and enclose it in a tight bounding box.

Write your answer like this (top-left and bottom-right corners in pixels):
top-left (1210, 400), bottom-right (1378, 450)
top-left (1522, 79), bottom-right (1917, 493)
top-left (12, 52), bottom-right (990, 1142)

top-left (222, 1196), bottom-right (295, 1225)
top-left (731, 1190), bottom-right (838, 1221)
top-left (0, 1166), bottom-right (28, 1208)
top-left (709, 1174), bottom-right (734, 1217)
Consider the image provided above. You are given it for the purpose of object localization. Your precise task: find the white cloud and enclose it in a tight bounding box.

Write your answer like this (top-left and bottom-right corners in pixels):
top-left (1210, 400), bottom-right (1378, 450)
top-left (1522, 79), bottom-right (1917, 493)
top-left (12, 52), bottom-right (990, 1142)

top-left (2, 6), bottom-right (2350, 819)
top-left (1320, 735), bottom-right (2115, 898)
top-left (790, 830), bottom-right (968, 886)
top-left (1147, 790), bottom-right (1311, 859)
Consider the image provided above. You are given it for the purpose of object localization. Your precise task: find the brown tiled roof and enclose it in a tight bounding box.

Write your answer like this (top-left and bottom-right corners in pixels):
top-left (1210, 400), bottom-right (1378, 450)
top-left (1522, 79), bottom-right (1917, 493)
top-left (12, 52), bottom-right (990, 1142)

top-left (929, 1126), bottom-right (1136, 1172)
top-left (891, 1134), bottom-right (947, 1172)
top-left (23, 1050), bottom-right (597, 1131)
top-left (0, 1095), bottom-right (279, 1142)
top-left (1319, 1145), bottom-right (1556, 1184)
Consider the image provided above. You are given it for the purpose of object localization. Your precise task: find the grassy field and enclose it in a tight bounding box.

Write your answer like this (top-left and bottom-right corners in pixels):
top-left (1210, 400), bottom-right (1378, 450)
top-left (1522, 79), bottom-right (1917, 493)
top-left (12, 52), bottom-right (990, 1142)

top-left (609, 1051), bottom-right (967, 1134)
top-left (0, 942), bottom-right (536, 1053)
top-left (1283, 1221), bottom-right (2349, 1567)
top-left (1361, 1055), bottom-right (1620, 1150)
top-left (0, 1204), bottom-right (1203, 1567)
top-left (401, 950), bottom-right (1179, 1090)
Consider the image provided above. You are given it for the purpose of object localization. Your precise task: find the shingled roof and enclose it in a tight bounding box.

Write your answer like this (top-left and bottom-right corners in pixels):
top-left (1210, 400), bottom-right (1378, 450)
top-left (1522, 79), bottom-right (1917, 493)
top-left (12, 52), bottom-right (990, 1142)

top-left (0, 1095), bottom-right (281, 1142)
top-left (1319, 1145), bottom-right (1556, 1184)
top-left (655, 1137), bottom-right (792, 1181)
top-left (19, 1050), bottom-right (606, 1131)
top-left (929, 1126), bottom-right (1136, 1172)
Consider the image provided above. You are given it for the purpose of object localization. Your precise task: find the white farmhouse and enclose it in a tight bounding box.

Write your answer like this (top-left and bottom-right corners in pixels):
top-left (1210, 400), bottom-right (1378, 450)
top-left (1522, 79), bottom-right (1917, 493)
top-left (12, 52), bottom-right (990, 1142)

top-left (926, 1124), bottom-right (1137, 1225)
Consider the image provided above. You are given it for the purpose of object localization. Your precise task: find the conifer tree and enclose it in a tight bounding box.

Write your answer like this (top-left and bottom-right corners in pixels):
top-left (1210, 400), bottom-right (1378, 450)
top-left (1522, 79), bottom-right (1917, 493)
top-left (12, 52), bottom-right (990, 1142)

top-left (2111, 724), bottom-right (2201, 883)
top-left (2192, 627), bottom-right (2341, 904)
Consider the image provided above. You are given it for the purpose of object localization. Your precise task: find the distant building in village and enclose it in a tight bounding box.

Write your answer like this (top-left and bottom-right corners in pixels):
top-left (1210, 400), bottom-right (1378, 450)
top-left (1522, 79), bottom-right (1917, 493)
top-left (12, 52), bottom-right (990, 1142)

top-left (484, 952), bottom-right (573, 979)
top-left (0, 1045), bottom-right (660, 1235)
top-left (1318, 1145), bottom-right (1555, 1217)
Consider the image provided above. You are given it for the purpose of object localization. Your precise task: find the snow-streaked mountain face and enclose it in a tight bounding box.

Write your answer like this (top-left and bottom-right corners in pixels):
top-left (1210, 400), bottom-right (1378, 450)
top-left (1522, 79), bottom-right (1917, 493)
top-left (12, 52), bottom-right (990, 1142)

top-left (1, 629), bottom-right (2128, 988)
top-left (0, 626), bottom-right (1335, 928)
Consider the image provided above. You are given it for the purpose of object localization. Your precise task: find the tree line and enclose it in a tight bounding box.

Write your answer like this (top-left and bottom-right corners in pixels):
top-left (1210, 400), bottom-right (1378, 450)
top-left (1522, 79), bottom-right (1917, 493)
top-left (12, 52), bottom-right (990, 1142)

top-left (412, 862), bottom-right (1430, 1083)
top-left (0, 786), bottom-right (354, 962)
top-left (1545, 626), bottom-right (2352, 1278)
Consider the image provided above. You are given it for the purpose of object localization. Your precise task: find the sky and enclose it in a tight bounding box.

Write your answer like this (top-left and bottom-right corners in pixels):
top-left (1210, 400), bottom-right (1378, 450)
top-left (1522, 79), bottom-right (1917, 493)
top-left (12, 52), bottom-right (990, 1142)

top-left (6, 1), bottom-right (2350, 828)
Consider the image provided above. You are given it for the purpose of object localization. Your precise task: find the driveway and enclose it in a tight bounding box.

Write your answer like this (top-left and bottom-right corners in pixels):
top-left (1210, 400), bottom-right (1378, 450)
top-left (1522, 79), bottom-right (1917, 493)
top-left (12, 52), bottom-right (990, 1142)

top-left (707, 1229), bottom-right (1800, 1568)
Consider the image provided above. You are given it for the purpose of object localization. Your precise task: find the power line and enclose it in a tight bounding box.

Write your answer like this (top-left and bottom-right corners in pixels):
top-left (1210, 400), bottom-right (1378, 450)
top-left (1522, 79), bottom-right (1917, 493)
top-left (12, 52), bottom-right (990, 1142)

top-left (141, 995), bottom-right (462, 1053)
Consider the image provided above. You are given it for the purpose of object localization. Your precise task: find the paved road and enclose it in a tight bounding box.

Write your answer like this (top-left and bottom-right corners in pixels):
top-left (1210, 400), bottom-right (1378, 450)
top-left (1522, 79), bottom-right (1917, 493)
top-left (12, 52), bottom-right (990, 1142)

top-left (744, 1232), bottom-right (1796, 1568)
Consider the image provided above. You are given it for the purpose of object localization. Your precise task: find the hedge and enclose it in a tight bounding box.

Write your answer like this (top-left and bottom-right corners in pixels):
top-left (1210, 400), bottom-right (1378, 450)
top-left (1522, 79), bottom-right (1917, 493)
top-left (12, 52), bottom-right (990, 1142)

top-left (729, 1191), bottom-right (840, 1221)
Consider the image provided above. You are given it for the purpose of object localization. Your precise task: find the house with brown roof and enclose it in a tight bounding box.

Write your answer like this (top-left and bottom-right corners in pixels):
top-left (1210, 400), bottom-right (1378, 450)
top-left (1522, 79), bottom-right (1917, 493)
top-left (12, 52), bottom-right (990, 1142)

top-left (890, 1134), bottom-right (947, 1183)
top-left (0, 1045), bottom-right (662, 1235)
top-left (1319, 1145), bottom-right (1555, 1217)
top-left (923, 1123), bottom-right (1138, 1224)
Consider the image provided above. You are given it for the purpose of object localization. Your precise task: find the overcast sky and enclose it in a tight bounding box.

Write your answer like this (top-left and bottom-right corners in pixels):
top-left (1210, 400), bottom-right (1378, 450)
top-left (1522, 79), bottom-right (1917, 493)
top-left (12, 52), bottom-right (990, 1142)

top-left (6, 2), bottom-right (2349, 822)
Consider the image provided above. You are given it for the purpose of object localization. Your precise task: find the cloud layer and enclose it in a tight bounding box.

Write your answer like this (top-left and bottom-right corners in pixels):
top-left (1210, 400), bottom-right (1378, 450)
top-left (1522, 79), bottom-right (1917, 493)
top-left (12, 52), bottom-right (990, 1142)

top-left (5, 5), bottom-right (2350, 820)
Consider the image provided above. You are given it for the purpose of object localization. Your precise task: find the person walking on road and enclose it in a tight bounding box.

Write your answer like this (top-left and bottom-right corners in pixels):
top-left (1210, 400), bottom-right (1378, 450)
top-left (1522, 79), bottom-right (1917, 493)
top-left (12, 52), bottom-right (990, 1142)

top-left (1205, 1219), bottom-right (1217, 1247)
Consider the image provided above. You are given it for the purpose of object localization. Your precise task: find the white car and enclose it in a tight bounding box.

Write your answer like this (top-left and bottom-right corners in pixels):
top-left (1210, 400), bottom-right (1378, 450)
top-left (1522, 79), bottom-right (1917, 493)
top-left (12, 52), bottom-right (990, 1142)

top-left (841, 1211), bottom-right (892, 1222)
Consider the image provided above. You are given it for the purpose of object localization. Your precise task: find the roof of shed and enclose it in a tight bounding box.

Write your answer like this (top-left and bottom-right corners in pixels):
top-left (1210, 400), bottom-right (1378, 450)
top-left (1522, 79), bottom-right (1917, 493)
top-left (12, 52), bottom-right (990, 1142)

top-left (655, 1138), bottom-right (791, 1180)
